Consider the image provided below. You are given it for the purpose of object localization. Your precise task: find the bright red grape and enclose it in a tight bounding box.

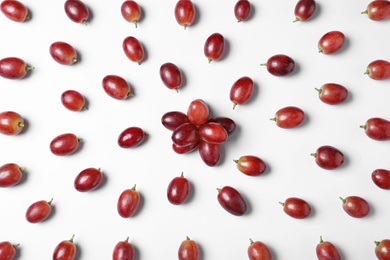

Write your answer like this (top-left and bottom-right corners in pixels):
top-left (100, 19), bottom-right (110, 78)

top-left (187, 99), bottom-right (209, 126)
top-left (362, 0), bottom-right (390, 21)
top-left (167, 172), bottom-right (190, 205)
top-left (53, 235), bottom-right (77, 260)
top-left (49, 41), bottom-right (77, 65)
top-left (375, 239), bottom-right (390, 260)
top-left (316, 236), bottom-right (341, 260)
top-left (271, 106), bottom-right (305, 128)
top-left (318, 31), bottom-right (345, 54)
top-left (293, 0), bottom-right (316, 22)
top-left (311, 145), bottom-right (344, 170)
top-left (64, 0), bottom-right (89, 24)
top-left (0, 241), bottom-right (18, 260)
top-left (340, 196), bottom-right (370, 218)
top-left (118, 127), bottom-right (145, 148)
top-left (315, 83), bottom-right (348, 105)
top-left (207, 117), bottom-right (236, 136)
top-left (0, 57), bottom-right (33, 79)
top-left (0, 111), bottom-right (24, 135)
top-left (198, 122), bottom-right (228, 144)
top-left (74, 167), bottom-right (103, 192)
top-left (162, 111), bottom-right (190, 131)
top-left (365, 59), bottom-right (390, 80)
top-left (174, 0), bottom-right (196, 29)
top-left (160, 62), bottom-right (183, 92)
top-left (25, 198), bottom-right (53, 223)
top-left (49, 133), bottom-right (81, 156)
top-left (102, 75), bottom-right (134, 100)
top-left (247, 239), bottom-right (273, 260)
top-left (217, 186), bottom-right (247, 216)
top-left (199, 141), bottom-right (221, 166)
top-left (171, 122), bottom-right (198, 146)
top-left (372, 169), bottom-right (390, 189)
top-left (280, 197), bottom-right (311, 219)
top-left (178, 237), bottom-right (199, 260)
top-left (361, 117), bottom-right (390, 141)
top-left (123, 36), bottom-right (145, 64)
top-left (261, 54), bottom-right (295, 76)
top-left (0, 163), bottom-right (25, 187)
top-left (117, 185), bottom-right (140, 218)
top-left (61, 90), bottom-right (86, 111)
top-left (234, 0), bottom-right (251, 22)
top-left (121, 0), bottom-right (142, 28)
top-left (204, 33), bottom-right (225, 63)
top-left (234, 155), bottom-right (266, 176)
top-left (230, 76), bottom-right (254, 109)
top-left (0, 0), bottom-right (29, 22)
top-left (113, 237), bottom-right (135, 260)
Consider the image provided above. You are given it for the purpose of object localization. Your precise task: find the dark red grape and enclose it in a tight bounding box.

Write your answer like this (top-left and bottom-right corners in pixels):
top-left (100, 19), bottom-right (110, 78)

top-left (360, 117), bottom-right (390, 141)
top-left (64, 0), bottom-right (89, 24)
top-left (0, 163), bottom-right (25, 187)
top-left (0, 111), bottom-right (24, 135)
top-left (199, 141), bottom-right (221, 167)
top-left (365, 59), bottom-right (390, 80)
top-left (217, 186), bottom-right (247, 216)
top-left (271, 106), bottom-right (305, 128)
top-left (49, 41), bottom-right (77, 65)
top-left (121, 0), bottom-right (142, 28)
top-left (123, 36), bottom-right (145, 64)
top-left (375, 239), bottom-right (390, 260)
top-left (204, 33), bottom-right (225, 63)
top-left (318, 31), bottom-right (345, 54)
top-left (261, 54), bottom-right (295, 76)
top-left (174, 0), bottom-right (196, 29)
top-left (315, 83), bottom-right (348, 105)
top-left (61, 90), bottom-right (86, 111)
top-left (171, 122), bottom-right (198, 146)
top-left (311, 145), bottom-right (344, 170)
top-left (372, 169), bottom-right (390, 189)
top-left (234, 155), bottom-right (266, 176)
top-left (178, 237), bottom-right (199, 260)
top-left (362, 0), bottom-right (390, 21)
top-left (316, 236), bottom-right (341, 260)
top-left (0, 57), bottom-right (33, 79)
top-left (207, 117), bottom-right (236, 136)
top-left (0, 241), bottom-right (18, 260)
top-left (187, 99), bottom-right (209, 126)
top-left (25, 198), bottom-right (53, 223)
top-left (198, 122), bottom-right (228, 144)
top-left (162, 111), bottom-right (190, 131)
top-left (49, 133), bottom-right (81, 156)
top-left (280, 197), bottom-right (311, 219)
top-left (293, 0), bottom-right (316, 22)
top-left (53, 235), bottom-right (77, 260)
top-left (247, 239), bottom-right (272, 260)
top-left (0, 0), bottom-right (29, 22)
top-left (102, 75), bottom-right (134, 100)
top-left (117, 185), bottom-right (140, 218)
top-left (230, 76), bottom-right (254, 109)
top-left (74, 168), bottom-right (103, 192)
top-left (172, 141), bottom-right (199, 154)
top-left (340, 196), bottom-right (370, 218)
top-left (167, 172), bottom-right (190, 205)
top-left (118, 127), bottom-right (145, 148)
top-left (113, 237), bottom-right (135, 260)
top-left (234, 0), bottom-right (251, 22)
top-left (160, 62), bottom-right (183, 92)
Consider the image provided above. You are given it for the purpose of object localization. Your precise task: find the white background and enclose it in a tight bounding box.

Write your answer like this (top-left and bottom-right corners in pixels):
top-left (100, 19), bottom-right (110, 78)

top-left (0, 0), bottom-right (389, 259)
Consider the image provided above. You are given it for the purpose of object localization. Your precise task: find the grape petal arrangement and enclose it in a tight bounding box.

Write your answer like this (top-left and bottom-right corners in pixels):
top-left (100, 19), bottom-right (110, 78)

top-left (1, 0), bottom-right (390, 259)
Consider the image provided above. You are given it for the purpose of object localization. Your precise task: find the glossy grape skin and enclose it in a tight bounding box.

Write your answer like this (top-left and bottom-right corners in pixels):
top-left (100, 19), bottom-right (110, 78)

top-left (262, 54), bottom-right (295, 76)
top-left (340, 196), bottom-right (370, 218)
top-left (167, 172), bottom-right (190, 205)
top-left (199, 141), bottom-right (221, 167)
top-left (61, 90), bottom-right (86, 111)
top-left (102, 75), bottom-right (134, 100)
top-left (25, 199), bottom-right (53, 223)
top-left (316, 236), bottom-right (341, 260)
top-left (74, 168), bottom-right (103, 192)
top-left (0, 57), bottom-right (33, 79)
top-left (234, 155), bottom-right (266, 176)
top-left (318, 31), bottom-right (345, 54)
top-left (0, 111), bottom-right (24, 135)
top-left (365, 59), bottom-right (390, 80)
top-left (375, 239), bottom-right (390, 260)
top-left (118, 127), bottom-right (145, 148)
top-left (361, 117), bottom-right (390, 141)
top-left (247, 239), bottom-right (273, 260)
top-left (230, 76), bottom-right (254, 109)
top-left (0, 163), bottom-right (24, 187)
top-left (372, 169), bottom-right (390, 189)
top-left (49, 42), bottom-right (77, 65)
top-left (121, 0), bottom-right (141, 28)
top-left (198, 122), bottom-right (228, 144)
top-left (280, 197), bottom-right (311, 219)
top-left (172, 141), bottom-right (199, 154)
top-left (113, 237), bottom-right (135, 260)
top-left (234, 0), bottom-right (251, 22)
top-left (53, 235), bottom-right (77, 260)
top-left (207, 117), bottom-right (236, 136)
top-left (362, 0), bottom-right (390, 21)
top-left (174, 0), bottom-right (196, 29)
top-left (123, 36), bottom-right (145, 64)
top-left (160, 62), bottom-right (183, 92)
top-left (161, 111), bottom-right (190, 131)
top-left (293, 0), bottom-right (316, 22)
top-left (50, 133), bottom-right (81, 156)
top-left (271, 106), bottom-right (305, 129)
top-left (178, 237), bottom-right (199, 260)
top-left (64, 0), bottom-right (89, 24)
top-left (0, 241), bottom-right (18, 260)
top-left (0, 0), bottom-right (29, 22)
top-left (172, 122), bottom-right (198, 146)
top-left (316, 83), bottom-right (348, 105)
top-left (117, 185), bottom-right (140, 218)
top-left (311, 145), bottom-right (344, 170)
top-left (204, 33), bottom-right (225, 63)
top-left (217, 186), bottom-right (247, 216)
top-left (187, 99), bottom-right (209, 126)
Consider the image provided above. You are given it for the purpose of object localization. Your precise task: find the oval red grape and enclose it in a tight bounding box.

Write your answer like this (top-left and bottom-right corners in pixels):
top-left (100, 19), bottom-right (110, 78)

top-left (316, 83), bottom-right (348, 105)
top-left (365, 59), bottom-right (390, 80)
top-left (361, 117), bottom-right (390, 141)
top-left (61, 90), bottom-right (86, 111)
top-left (64, 0), bottom-right (89, 24)
top-left (217, 186), bottom-right (247, 216)
top-left (123, 36), bottom-right (145, 64)
top-left (207, 117), bottom-right (236, 136)
top-left (174, 0), bottom-right (196, 29)
top-left (372, 169), bottom-right (390, 189)
top-left (204, 33), bottom-right (225, 63)
top-left (294, 0), bottom-right (316, 22)
top-left (0, 163), bottom-right (24, 187)
top-left (160, 62), bottom-right (183, 92)
top-left (0, 241), bottom-right (18, 260)
top-left (375, 239), bottom-right (390, 260)
top-left (0, 111), bottom-right (24, 135)
top-left (311, 145), bottom-right (344, 170)
top-left (171, 122), bottom-right (198, 146)
top-left (167, 172), bottom-right (190, 205)
top-left (280, 197), bottom-right (311, 219)
top-left (362, 0), bottom-right (390, 21)
top-left (53, 235), bottom-right (77, 260)
top-left (49, 41), bottom-right (77, 65)
top-left (113, 237), bottom-right (135, 260)
top-left (234, 0), bottom-right (251, 22)
top-left (117, 185), bottom-right (140, 218)
top-left (25, 199), bottom-right (53, 223)
top-left (247, 239), bottom-right (273, 260)
top-left (316, 236), bottom-right (341, 260)
top-left (121, 0), bottom-right (141, 28)
top-left (102, 75), bottom-right (133, 100)
top-left (198, 122), bottom-right (228, 144)
top-left (230, 76), bottom-right (254, 109)
top-left (262, 54), bottom-right (295, 76)
top-left (187, 99), bottom-right (209, 126)
top-left (0, 0), bottom-right (29, 22)
top-left (318, 31), bottom-right (345, 54)
top-left (178, 236), bottom-right (199, 260)
top-left (271, 106), bottom-right (305, 129)
top-left (74, 168), bottom-right (103, 192)
top-left (340, 196), bottom-right (370, 218)
top-left (0, 57), bottom-right (33, 79)
top-left (199, 141), bottom-right (221, 167)
top-left (49, 133), bottom-right (81, 156)
top-left (118, 127), bottom-right (145, 148)
top-left (234, 155), bottom-right (266, 176)
top-left (161, 111), bottom-right (190, 131)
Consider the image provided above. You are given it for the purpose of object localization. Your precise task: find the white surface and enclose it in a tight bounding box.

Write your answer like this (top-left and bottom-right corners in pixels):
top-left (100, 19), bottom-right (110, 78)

top-left (1, 0), bottom-right (389, 259)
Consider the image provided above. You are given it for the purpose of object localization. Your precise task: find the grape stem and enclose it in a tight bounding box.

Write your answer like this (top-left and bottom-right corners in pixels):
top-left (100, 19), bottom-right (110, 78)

top-left (361, 10), bottom-right (368, 15)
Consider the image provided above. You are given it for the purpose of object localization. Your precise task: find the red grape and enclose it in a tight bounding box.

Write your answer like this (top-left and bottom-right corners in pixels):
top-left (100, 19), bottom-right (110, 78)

top-left (64, 0), bottom-right (89, 24)
top-left (0, 57), bottom-right (33, 79)
top-left (311, 145), bottom-right (344, 170)
top-left (187, 99), bottom-right (209, 126)
top-left (340, 196), bottom-right (370, 218)
top-left (160, 62), bottom-right (183, 92)
top-left (234, 155), bottom-right (266, 176)
top-left (49, 133), bottom-right (81, 156)
top-left (207, 117), bottom-right (236, 136)
top-left (365, 59), bottom-right (390, 80)
top-left (74, 167), bottom-right (103, 192)
top-left (0, 241), bottom-right (18, 260)
top-left (362, 0), bottom-right (390, 21)
top-left (162, 111), bottom-right (190, 131)
top-left (360, 117), bottom-right (390, 141)
top-left (280, 197), bottom-right (311, 219)
top-left (234, 0), bottom-right (251, 22)
top-left (123, 36), bottom-right (145, 64)
top-left (372, 169), bottom-right (390, 189)
top-left (375, 239), bottom-right (390, 260)
top-left (121, 0), bottom-right (142, 28)
top-left (198, 122), bottom-right (228, 144)
top-left (174, 0), bottom-right (196, 29)
top-left (61, 90), bottom-right (86, 111)
top-left (172, 122), bottom-right (198, 146)
top-left (172, 141), bottom-right (199, 154)
top-left (293, 0), bottom-right (316, 22)
top-left (0, 111), bottom-right (24, 135)
top-left (0, 0), bottom-right (29, 22)
top-left (117, 185), bottom-right (140, 218)
top-left (113, 237), bottom-right (135, 260)
top-left (167, 172), bottom-right (190, 205)
top-left (199, 141), bottom-right (221, 167)
top-left (318, 31), bottom-right (345, 54)
top-left (230, 76), bottom-right (254, 109)
top-left (247, 238), bottom-right (273, 260)
top-left (0, 163), bottom-right (25, 187)
top-left (53, 235), bottom-right (77, 260)
top-left (271, 106), bottom-right (305, 128)
top-left (25, 198), bottom-right (53, 223)
top-left (316, 236), bottom-right (341, 260)
top-left (102, 75), bottom-right (134, 100)
top-left (178, 236), bottom-right (199, 260)
top-left (118, 127), bottom-right (145, 148)
top-left (217, 186), bottom-right (247, 216)
top-left (261, 54), bottom-right (295, 76)
top-left (49, 41), bottom-right (78, 65)
top-left (204, 33), bottom-right (225, 63)
top-left (315, 83), bottom-right (348, 105)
